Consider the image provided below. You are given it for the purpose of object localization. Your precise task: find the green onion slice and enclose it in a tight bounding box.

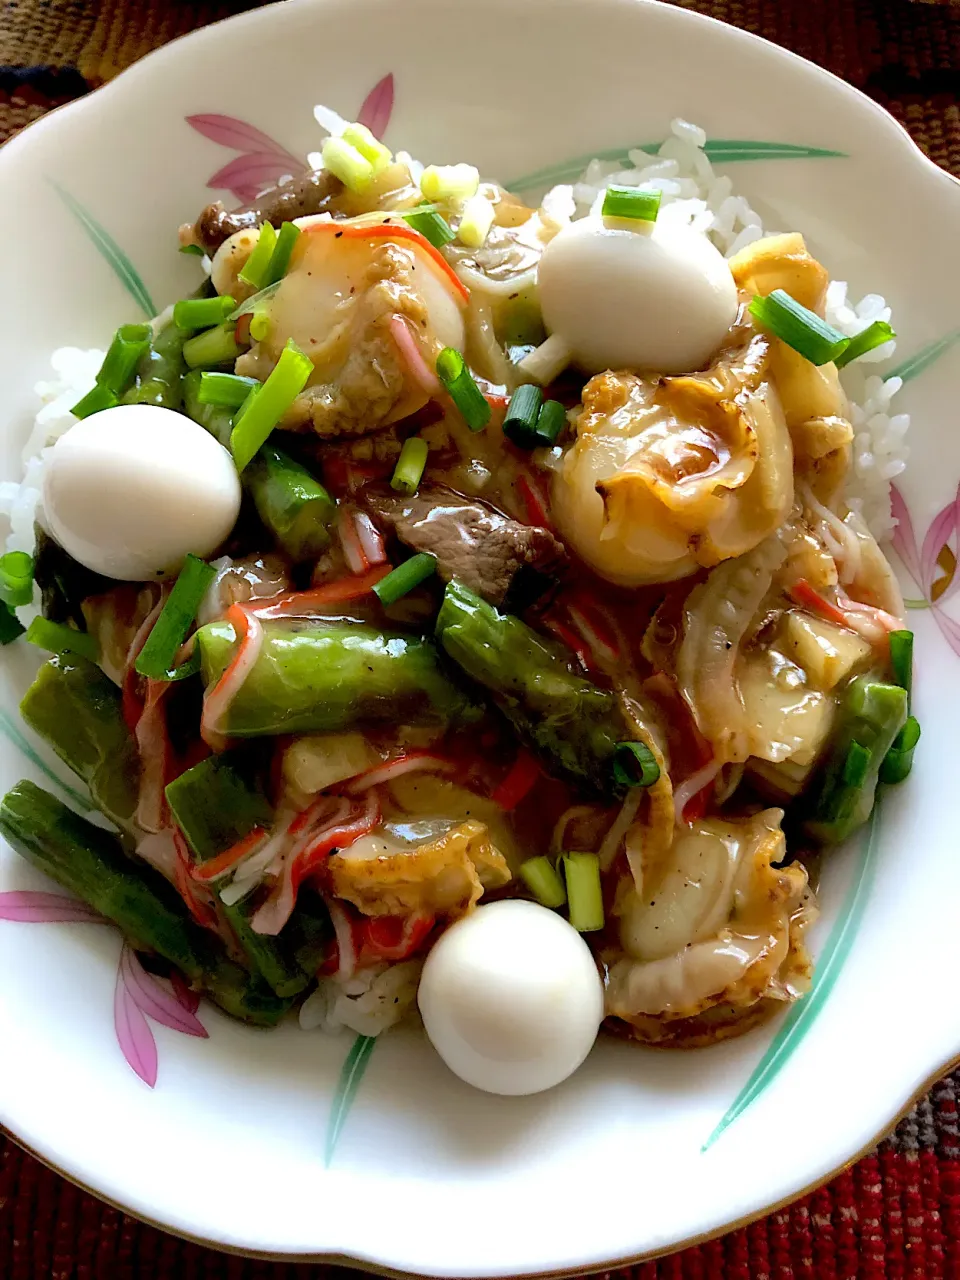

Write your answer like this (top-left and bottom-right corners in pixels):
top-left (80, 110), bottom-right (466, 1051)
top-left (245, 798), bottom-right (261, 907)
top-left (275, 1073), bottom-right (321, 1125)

top-left (888, 629), bottom-right (913, 701)
top-left (880, 714), bottom-right (921, 785)
top-left (25, 617), bottom-right (97, 661)
top-left (436, 348), bottom-right (490, 432)
top-left (228, 281), bottom-right (282, 321)
top-left (842, 739), bottom-right (872, 789)
top-left (179, 244), bottom-right (205, 256)
top-left (173, 295), bottom-right (236, 332)
top-left (534, 399), bottom-right (567, 447)
top-left (748, 290), bottom-right (850, 366)
top-left (229, 340), bottom-right (313, 472)
top-left (0, 551), bottom-right (34, 610)
top-left (198, 371), bottom-right (260, 409)
top-left (390, 436), bottom-right (429, 495)
top-left (183, 323), bottom-right (243, 371)
top-left (71, 383), bottom-right (119, 420)
top-left (96, 324), bottom-right (151, 397)
top-left (612, 740), bottom-right (661, 789)
top-left (0, 601), bottom-right (24, 645)
top-left (402, 205), bottom-right (456, 250)
top-left (562, 853), bottom-right (604, 932)
top-left (502, 384), bottom-right (543, 449)
top-left (239, 222), bottom-right (278, 290)
top-left (135, 555), bottom-right (216, 681)
top-left (519, 856), bottom-right (566, 909)
top-left (262, 222), bottom-right (301, 287)
top-left (601, 184), bottom-right (661, 222)
top-left (833, 320), bottom-right (896, 370)
top-left (372, 553), bottom-right (437, 605)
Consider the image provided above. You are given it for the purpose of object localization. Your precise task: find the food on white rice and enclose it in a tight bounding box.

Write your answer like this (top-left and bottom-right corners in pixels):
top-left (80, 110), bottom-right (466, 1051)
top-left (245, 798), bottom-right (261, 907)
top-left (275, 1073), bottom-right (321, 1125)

top-left (0, 115), bottom-right (918, 1081)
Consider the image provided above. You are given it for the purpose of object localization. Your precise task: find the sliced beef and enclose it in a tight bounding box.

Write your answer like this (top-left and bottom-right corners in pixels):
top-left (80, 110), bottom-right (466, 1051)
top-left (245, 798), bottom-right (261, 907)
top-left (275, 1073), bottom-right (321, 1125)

top-left (188, 170), bottom-right (345, 253)
top-left (364, 483), bottom-right (566, 608)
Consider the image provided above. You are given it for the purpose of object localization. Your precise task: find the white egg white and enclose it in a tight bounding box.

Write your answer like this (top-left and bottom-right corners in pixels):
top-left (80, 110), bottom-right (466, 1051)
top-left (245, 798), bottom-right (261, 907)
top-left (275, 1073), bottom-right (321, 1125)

top-left (418, 900), bottom-right (604, 1096)
top-left (42, 403), bottom-right (241, 581)
top-left (537, 215), bottom-right (739, 375)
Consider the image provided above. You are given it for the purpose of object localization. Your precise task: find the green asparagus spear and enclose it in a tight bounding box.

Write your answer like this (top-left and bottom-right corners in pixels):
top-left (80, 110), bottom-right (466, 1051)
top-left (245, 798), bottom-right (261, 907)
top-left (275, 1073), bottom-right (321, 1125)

top-left (196, 617), bottom-right (474, 738)
top-left (20, 653), bottom-right (140, 839)
top-left (0, 780), bottom-right (293, 1025)
top-left (435, 580), bottom-right (628, 797)
top-left (880, 629), bottom-right (920, 783)
top-left (124, 321), bottom-right (186, 410)
top-left (166, 756), bottom-right (310, 998)
top-left (245, 445), bottom-right (336, 561)
top-left (182, 368), bottom-right (233, 447)
top-left (805, 677), bottom-right (908, 844)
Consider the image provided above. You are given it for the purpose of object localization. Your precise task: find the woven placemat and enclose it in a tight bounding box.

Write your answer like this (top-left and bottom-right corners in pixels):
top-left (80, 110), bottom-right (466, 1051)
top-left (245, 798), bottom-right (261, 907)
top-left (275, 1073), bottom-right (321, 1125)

top-left (2, 0), bottom-right (960, 1275)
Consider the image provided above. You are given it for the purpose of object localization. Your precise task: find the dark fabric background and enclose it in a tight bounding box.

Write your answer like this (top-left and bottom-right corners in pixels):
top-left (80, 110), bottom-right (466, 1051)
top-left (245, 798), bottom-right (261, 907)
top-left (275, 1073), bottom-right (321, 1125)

top-left (1, 0), bottom-right (959, 1275)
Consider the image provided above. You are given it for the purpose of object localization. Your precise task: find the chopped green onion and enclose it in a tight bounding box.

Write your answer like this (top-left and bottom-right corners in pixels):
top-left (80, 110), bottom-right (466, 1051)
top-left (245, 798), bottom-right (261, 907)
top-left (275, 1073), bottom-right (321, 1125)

top-left (135, 554), bottom-right (216, 681)
top-left (390, 436), bottom-right (429, 495)
top-left (520, 856), bottom-right (566, 909)
top-left (503, 384), bottom-right (543, 449)
top-left (179, 244), bottom-right (205, 256)
top-left (173, 295), bottom-right (236, 332)
top-left (879, 714), bottom-right (921, 784)
top-left (749, 290), bottom-right (849, 366)
top-left (71, 383), bottom-right (119, 419)
top-left (198, 371), bottom-right (260, 409)
top-left (888, 629), bottom-right (913, 700)
top-left (239, 222), bottom-right (278, 290)
top-left (402, 205), bottom-right (456, 249)
top-left (834, 320), bottom-right (896, 370)
top-left (535, 399), bottom-right (567, 447)
top-left (372, 553), bottom-right (437, 605)
top-left (250, 313), bottom-right (272, 343)
top-left (562, 853), bottom-right (604, 932)
top-left (262, 222), bottom-right (301, 287)
top-left (457, 193), bottom-right (495, 249)
top-left (612, 740), bottom-right (661, 789)
top-left (341, 123), bottom-right (393, 175)
top-left (228, 281), bottom-right (282, 321)
top-left (321, 136), bottom-right (374, 193)
top-left (25, 617), bottom-right (97, 661)
top-left (0, 551), bottom-right (34, 610)
top-left (229, 340), bottom-right (313, 472)
top-left (601, 184), bottom-right (661, 222)
top-left (436, 348), bottom-right (490, 432)
top-left (96, 324), bottom-right (151, 396)
top-left (420, 163), bottom-right (480, 202)
top-left (0, 601), bottom-right (24, 645)
top-left (183, 322), bottom-right (242, 370)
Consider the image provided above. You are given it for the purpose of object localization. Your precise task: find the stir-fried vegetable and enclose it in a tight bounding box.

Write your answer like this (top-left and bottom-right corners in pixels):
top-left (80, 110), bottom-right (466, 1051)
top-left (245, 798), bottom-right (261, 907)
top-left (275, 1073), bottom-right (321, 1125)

top-left (245, 446), bottom-right (336, 561)
top-left (197, 616), bottom-right (474, 738)
top-left (435, 580), bottom-right (633, 798)
top-left (124, 320), bottom-right (188, 409)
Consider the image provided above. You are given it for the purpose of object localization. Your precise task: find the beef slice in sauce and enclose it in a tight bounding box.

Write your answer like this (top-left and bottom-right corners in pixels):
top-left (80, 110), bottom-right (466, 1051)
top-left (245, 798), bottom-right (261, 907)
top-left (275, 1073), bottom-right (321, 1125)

top-left (364, 483), bottom-right (566, 608)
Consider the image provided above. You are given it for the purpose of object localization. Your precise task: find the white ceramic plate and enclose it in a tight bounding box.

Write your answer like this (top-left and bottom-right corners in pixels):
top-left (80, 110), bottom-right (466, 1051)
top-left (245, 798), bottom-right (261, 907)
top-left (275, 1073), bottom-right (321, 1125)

top-left (1, 0), bottom-right (959, 1272)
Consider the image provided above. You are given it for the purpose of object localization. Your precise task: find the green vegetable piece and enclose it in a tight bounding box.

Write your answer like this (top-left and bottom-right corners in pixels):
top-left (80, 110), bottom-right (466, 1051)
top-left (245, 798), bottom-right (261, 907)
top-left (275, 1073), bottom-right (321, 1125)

top-left (239, 222), bottom-right (278, 290)
top-left (888, 630), bottom-right (914, 699)
top-left (32, 527), bottom-right (112, 628)
top-left (519, 856), bottom-right (566, 909)
top-left (124, 321), bottom-right (187, 409)
top-left (562, 852), bottom-right (604, 932)
top-left (96, 324), bottom-right (152, 397)
top-left (749, 290), bottom-right (849, 367)
top-left (196, 617), bottom-right (473, 738)
top-left (612, 740), bottom-right (660, 788)
top-left (390, 436), bottom-right (429, 495)
top-left (601, 185), bottom-right (661, 222)
top-left (230, 340), bottom-right (313, 472)
top-left (436, 348), bottom-right (490, 432)
top-left (403, 205), bottom-right (456, 249)
top-left (834, 320), bottom-right (896, 370)
top-left (198, 371), bottom-right (259, 409)
top-left (245, 445), bottom-right (336, 561)
top-left (71, 383), bottom-right (119, 419)
top-left (372, 554), bottom-right (437, 606)
top-left (879, 713), bottom-right (921, 785)
top-left (262, 222), bottom-right (301, 287)
top-left (805, 677), bottom-right (908, 843)
top-left (281, 888), bottom-right (332, 976)
top-left (134, 554), bottom-right (215, 681)
top-left (173, 295), bottom-right (236, 332)
top-left (183, 322), bottom-right (242, 371)
top-left (503, 384), bottom-right (543, 450)
top-left (0, 780), bottom-right (292, 1026)
top-left (20, 653), bottom-right (140, 838)
top-left (0, 550), bottom-right (34, 609)
top-left (534, 399), bottom-right (567, 447)
top-left (435, 579), bottom-right (629, 797)
top-left (182, 368), bottom-right (233, 447)
top-left (0, 601), bottom-right (24, 645)
top-left (25, 616), bottom-right (98, 662)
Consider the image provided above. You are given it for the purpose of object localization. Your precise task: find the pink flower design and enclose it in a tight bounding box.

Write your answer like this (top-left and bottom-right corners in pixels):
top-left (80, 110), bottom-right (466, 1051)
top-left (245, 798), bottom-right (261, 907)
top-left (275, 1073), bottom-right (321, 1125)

top-left (891, 481), bottom-right (960, 656)
top-left (0, 893), bottom-right (208, 1086)
top-left (187, 75), bottom-right (395, 203)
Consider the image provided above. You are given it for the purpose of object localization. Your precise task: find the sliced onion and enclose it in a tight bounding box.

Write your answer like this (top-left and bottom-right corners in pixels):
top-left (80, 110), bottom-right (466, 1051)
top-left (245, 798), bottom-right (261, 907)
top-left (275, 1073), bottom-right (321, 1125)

top-left (338, 508), bottom-right (371, 575)
top-left (346, 752), bottom-right (456, 794)
top-left (327, 898), bottom-right (358, 981)
top-left (673, 757), bottom-right (723, 826)
top-left (598, 788), bottom-right (644, 870)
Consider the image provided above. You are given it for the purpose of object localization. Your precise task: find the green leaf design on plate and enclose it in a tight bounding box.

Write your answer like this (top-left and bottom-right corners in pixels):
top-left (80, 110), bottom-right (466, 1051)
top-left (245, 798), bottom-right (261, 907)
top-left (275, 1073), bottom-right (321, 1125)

top-left (50, 182), bottom-right (157, 319)
top-left (0, 707), bottom-right (93, 813)
top-left (507, 139), bottom-right (846, 194)
top-left (324, 1032), bottom-right (377, 1166)
top-left (885, 328), bottom-right (960, 384)
top-left (702, 804), bottom-right (882, 1152)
